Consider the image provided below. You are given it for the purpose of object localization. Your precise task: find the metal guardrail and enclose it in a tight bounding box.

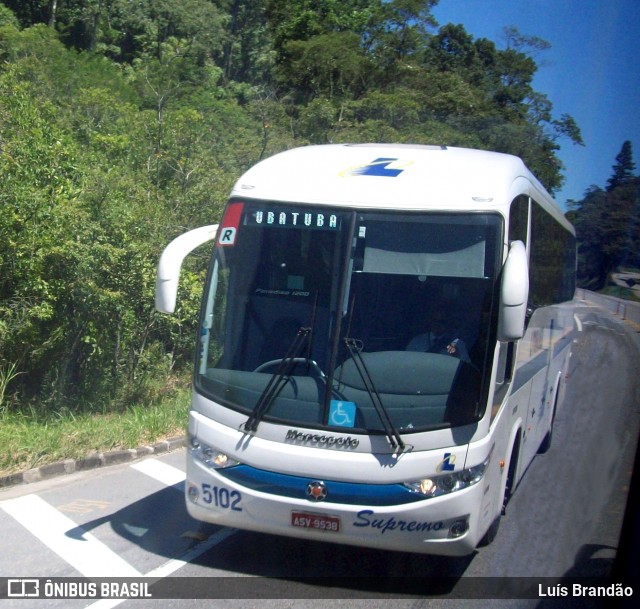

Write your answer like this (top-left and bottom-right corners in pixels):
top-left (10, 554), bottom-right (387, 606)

top-left (576, 288), bottom-right (640, 327)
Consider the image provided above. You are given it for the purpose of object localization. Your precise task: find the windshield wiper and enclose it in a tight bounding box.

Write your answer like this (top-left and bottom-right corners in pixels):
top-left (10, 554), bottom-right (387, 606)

top-left (343, 338), bottom-right (405, 452)
top-left (244, 327), bottom-right (311, 433)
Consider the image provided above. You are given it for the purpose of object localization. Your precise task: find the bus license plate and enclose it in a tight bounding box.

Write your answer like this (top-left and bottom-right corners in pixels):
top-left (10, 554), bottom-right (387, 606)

top-left (291, 511), bottom-right (341, 533)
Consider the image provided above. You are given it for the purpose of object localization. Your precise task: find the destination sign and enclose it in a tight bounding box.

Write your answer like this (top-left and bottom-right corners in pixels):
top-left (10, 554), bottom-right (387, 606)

top-left (245, 208), bottom-right (341, 230)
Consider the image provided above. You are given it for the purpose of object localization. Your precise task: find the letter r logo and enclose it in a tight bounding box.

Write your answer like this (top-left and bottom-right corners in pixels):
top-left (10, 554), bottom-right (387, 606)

top-left (219, 227), bottom-right (236, 245)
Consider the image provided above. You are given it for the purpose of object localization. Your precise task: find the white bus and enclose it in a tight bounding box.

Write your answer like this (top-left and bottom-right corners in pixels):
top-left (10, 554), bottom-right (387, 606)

top-left (156, 144), bottom-right (576, 555)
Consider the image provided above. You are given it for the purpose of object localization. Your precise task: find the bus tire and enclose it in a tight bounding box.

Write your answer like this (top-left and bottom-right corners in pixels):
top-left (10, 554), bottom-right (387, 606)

top-left (478, 515), bottom-right (501, 547)
top-left (502, 436), bottom-right (520, 515)
top-left (480, 435), bottom-right (520, 547)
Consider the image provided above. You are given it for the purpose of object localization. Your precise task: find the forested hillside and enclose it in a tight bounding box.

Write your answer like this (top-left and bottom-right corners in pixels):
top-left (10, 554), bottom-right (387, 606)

top-left (0, 0), bottom-right (586, 414)
top-left (567, 141), bottom-right (640, 290)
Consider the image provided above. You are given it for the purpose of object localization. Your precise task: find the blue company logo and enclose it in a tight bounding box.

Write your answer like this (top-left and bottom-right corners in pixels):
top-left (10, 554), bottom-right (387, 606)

top-left (341, 157), bottom-right (411, 178)
top-left (439, 453), bottom-right (456, 472)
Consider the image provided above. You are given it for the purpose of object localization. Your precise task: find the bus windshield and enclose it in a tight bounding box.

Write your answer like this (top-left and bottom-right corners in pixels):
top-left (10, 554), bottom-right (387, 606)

top-left (196, 200), bottom-right (503, 435)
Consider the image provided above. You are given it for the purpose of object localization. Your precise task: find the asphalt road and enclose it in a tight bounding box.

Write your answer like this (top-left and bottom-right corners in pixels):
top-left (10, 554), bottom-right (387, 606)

top-left (0, 301), bottom-right (639, 609)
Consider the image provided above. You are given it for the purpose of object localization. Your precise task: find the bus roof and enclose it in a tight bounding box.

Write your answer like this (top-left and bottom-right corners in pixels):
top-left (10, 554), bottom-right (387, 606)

top-left (230, 144), bottom-right (570, 229)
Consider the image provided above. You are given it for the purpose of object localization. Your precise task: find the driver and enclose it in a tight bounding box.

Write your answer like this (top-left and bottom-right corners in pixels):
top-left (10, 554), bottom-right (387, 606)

top-left (406, 306), bottom-right (470, 362)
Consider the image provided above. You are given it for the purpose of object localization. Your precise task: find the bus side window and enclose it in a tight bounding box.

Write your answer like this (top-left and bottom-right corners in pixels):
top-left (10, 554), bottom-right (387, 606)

top-left (509, 195), bottom-right (529, 246)
top-left (529, 199), bottom-right (577, 307)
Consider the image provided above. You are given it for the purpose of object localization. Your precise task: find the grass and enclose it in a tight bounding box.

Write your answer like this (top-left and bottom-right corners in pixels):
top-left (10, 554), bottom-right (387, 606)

top-left (0, 384), bottom-right (191, 477)
top-left (601, 285), bottom-right (640, 303)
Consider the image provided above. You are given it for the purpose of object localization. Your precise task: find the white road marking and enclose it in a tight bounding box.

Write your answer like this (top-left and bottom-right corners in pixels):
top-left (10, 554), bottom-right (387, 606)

top-left (0, 494), bottom-right (141, 577)
top-left (573, 313), bottom-right (583, 332)
top-left (1, 457), bottom-right (237, 607)
top-left (130, 459), bottom-right (186, 487)
top-left (86, 528), bottom-right (239, 609)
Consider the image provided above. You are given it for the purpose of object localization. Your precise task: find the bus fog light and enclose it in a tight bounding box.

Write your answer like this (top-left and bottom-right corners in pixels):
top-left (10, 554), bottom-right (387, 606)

top-left (187, 484), bottom-right (199, 503)
top-left (449, 519), bottom-right (468, 537)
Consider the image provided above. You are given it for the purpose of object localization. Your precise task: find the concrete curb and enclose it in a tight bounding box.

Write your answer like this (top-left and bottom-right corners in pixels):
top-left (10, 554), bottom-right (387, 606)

top-left (0, 436), bottom-right (186, 489)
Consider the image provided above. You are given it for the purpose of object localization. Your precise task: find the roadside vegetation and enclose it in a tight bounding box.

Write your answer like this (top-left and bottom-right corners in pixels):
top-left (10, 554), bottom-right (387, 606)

top-left (0, 376), bottom-right (190, 476)
top-left (601, 283), bottom-right (640, 303)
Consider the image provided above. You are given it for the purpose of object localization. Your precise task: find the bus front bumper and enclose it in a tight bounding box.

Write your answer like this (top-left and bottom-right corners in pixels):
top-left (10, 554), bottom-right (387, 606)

top-left (185, 455), bottom-right (486, 557)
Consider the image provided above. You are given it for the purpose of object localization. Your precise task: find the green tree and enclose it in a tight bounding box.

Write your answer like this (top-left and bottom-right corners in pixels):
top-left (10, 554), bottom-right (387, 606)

top-left (1, 1), bottom-right (51, 28)
top-left (0, 21), bottom-right (222, 409)
top-left (284, 32), bottom-right (369, 102)
top-left (0, 62), bottom-right (89, 401)
top-left (366, 0), bottom-right (438, 68)
top-left (607, 140), bottom-right (636, 192)
top-left (217, 0), bottom-right (274, 85)
top-left (568, 142), bottom-right (639, 288)
top-left (567, 186), bottom-right (609, 289)
top-left (0, 3), bottom-right (19, 28)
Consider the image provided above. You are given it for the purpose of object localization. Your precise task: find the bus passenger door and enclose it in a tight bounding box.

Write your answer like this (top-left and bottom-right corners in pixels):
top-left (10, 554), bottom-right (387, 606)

top-left (519, 315), bottom-right (553, 467)
top-left (522, 367), bottom-right (548, 466)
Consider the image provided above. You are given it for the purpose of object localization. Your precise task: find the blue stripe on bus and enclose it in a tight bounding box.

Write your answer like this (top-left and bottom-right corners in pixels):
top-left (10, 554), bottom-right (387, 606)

top-left (511, 332), bottom-right (573, 395)
top-left (553, 333), bottom-right (573, 359)
top-left (217, 464), bottom-right (427, 506)
top-left (511, 351), bottom-right (548, 394)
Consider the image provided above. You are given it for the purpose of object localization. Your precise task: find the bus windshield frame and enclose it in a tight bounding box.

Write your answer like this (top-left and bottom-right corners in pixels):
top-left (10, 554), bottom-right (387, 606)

top-left (195, 200), bottom-right (503, 437)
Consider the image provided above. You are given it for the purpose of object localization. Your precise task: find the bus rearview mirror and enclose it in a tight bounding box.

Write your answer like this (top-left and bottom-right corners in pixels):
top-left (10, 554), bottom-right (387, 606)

top-left (498, 240), bottom-right (529, 341)
top-left (155, 224), bottom-right (218, 314)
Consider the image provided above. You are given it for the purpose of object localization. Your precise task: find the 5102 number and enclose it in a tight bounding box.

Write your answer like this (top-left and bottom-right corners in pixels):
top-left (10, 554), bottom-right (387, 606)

top-left (201, 483), bottom-right (242, 511)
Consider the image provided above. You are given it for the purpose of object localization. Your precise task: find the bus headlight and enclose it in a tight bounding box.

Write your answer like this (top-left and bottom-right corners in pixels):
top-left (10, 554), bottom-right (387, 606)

top-left (404, 454), bottom-right (491, 499)
top-left (189, 434), bottom-right (240, 470)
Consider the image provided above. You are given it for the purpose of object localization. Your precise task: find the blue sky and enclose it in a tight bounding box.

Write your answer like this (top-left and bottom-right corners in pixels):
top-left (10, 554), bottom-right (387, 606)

top-left (431, 0), bottom-right (640, 209)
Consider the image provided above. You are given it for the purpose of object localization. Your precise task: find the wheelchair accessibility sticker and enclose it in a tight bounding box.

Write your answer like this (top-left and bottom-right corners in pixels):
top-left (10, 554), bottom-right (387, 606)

top-left (329, 400), bottom-right (357, 428)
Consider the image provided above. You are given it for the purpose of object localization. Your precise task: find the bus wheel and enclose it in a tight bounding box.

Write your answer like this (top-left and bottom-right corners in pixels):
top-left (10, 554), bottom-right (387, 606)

top-left (480, 438), bottom-right (519, 547)
top-left (478, 515), bottom-right (501, 547)
top-left (501, 438), bottom-right (519, 515)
